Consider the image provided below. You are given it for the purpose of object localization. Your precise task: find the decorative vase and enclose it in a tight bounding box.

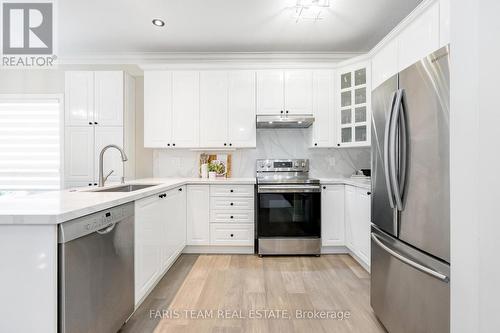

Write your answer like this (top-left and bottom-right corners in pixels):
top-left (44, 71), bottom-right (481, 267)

top-left (208, 171), bottom-right (216, 180)
top-left (201, 163), bottom-right (208, 178)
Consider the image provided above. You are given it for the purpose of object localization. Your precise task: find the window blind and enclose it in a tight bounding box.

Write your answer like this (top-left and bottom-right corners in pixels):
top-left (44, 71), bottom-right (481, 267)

top-left (0, 97), bottom-right (62, 190)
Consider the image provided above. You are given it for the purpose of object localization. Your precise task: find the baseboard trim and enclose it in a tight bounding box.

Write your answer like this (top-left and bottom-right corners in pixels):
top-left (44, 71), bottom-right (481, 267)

top-left (347, 249), bottom-right (371, 272)
top-left (183, 245), bottom-right (255, 254)
top-left (321, 246), bottom-right (350, 254)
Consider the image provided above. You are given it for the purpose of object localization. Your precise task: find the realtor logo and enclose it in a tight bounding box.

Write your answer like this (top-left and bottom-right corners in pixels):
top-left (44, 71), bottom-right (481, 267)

top-left (1, 1), bottom-right (56, 66)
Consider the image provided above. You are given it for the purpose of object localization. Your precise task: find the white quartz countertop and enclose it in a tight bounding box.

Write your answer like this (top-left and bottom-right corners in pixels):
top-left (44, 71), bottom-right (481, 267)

top-left (0, 177), bottom-right (370, 225)
top-left (319, 178), bottom-right (371, 189)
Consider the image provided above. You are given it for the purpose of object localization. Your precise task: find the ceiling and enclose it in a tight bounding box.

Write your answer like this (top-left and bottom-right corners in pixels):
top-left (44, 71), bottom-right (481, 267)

top-left (58, 0), bottom-right (422, 56)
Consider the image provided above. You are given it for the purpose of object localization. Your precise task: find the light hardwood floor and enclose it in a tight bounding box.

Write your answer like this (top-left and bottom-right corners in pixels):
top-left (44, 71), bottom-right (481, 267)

top-left (123, 254), bottom-right (386, 333)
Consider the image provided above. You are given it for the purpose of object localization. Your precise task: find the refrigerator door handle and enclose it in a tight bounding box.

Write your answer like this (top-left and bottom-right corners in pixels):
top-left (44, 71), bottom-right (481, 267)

top-left (384, 91), bottom-right (397, 209)
top-left (399, 89), bottom-right (409, 207)
top-left (389, 89), bottom-right (405, 211)
top-left (371, 233), bottom-right (449, 283)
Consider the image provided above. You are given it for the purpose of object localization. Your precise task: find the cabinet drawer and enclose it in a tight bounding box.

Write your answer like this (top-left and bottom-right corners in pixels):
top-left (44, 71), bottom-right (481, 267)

top-left (210, 223), bottom-right (254, 246)
top-left (210, 196), bottom-right (254, 210)
top-left (210, 210), bottom-right (254, 223)
top-left (210, 185), bottom-right (254, 197)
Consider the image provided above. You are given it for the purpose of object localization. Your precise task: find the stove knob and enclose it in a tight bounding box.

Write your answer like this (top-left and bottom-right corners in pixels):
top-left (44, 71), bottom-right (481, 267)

top-left (267, 163), bottom-right (272, 168)
top-left (294, 162), bottom-right (299, 167)
top-left (301, 162), bottom-right (306, 167)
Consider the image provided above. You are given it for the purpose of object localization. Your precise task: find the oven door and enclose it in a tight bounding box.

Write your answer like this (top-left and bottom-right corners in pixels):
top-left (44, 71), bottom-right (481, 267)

top-left (257, 184), bottom-right (321, 238)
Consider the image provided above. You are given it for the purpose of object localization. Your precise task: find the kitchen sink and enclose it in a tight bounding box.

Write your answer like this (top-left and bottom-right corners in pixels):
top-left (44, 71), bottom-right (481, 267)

top-left (90, 184), bottom-right (158, 192)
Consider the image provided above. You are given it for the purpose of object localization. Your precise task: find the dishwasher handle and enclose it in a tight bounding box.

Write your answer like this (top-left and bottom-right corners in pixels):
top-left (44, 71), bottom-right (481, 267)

top-left (96, 223), bottom-right (116, 235)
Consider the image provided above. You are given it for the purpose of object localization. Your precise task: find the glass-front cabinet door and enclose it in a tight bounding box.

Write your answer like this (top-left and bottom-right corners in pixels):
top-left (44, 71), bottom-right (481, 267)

top-left (336, 63), bottom-right (371, 147)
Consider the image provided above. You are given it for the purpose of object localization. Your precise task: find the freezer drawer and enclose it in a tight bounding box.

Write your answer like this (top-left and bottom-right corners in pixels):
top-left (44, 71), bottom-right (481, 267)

top-left (370, 227), bottom-right (449, 333)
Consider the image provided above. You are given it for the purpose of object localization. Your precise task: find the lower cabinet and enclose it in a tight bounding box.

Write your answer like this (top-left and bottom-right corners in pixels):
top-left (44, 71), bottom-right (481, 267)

top-left (186, 184), bottom-right (254, 247)
top-left (321, 185), bottom-right (345, 246)
top-left (186, 185), bottom-right (210, 245)
top-left (344, 185), bottom-right (371, 266)
top-left (134, 185), bottom-right (186, 305)
top-left (322, 184), bottom-right (371, 268)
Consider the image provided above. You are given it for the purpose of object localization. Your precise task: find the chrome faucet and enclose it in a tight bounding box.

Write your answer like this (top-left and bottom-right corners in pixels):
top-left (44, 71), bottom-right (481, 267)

top-left (98, 144), bottom-right (128, 187)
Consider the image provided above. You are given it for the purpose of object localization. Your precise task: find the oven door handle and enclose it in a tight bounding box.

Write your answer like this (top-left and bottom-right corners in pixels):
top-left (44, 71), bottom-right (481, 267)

top-left (258, 185), bottom-right (321, 193)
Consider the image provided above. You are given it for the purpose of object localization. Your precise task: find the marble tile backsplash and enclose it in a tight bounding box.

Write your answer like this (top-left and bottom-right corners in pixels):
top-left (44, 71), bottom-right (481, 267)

top-left (153, 129), bottom-right (370, 178)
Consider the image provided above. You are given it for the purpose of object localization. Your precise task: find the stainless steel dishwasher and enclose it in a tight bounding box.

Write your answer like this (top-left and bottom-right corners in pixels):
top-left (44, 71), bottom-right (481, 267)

top-left (58, 202), bottom-right (134, 333)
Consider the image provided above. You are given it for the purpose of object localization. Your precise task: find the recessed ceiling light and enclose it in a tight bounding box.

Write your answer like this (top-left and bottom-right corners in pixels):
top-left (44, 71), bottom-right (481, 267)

top-left (152, 19), bottom-right (165, 27)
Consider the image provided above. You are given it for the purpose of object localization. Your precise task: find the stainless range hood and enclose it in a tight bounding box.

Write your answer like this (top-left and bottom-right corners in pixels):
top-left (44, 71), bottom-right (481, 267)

top-left (256, 115), bottom-right (315, 129)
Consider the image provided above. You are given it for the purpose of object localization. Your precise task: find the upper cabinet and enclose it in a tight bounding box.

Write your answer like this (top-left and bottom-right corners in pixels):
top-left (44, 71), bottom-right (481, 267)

top-left (336, 63), bottom-right (371, 147)
top-left (171, 71), bottom-right (200, 148)
top-left (199, 71), bottom-right (256, 148)
top-left (145, 70), bottom-right (255, 149)
top-left (371, 0), bottom-right (447, 89)
top-left (144, 71), bottom-right (172, 147)
top-left (311, 70), bottom-right (335, 148)
top-left (143, 71), bottom-right (200, 148)
top-left (398, 1), bottom-right (439, 71)
top-left (65, 71), bottom-right (124, 126)
top-left (257, 70), bottom-right (313, 115)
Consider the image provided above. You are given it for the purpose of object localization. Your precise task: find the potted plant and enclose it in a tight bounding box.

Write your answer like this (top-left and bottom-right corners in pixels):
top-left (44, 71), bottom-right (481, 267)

top-left (208, 160), bottom-right (226, 179)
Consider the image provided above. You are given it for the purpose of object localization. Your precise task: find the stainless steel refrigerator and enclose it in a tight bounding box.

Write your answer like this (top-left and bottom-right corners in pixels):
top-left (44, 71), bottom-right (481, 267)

top-left (370, 46), bottom-right (450, 333)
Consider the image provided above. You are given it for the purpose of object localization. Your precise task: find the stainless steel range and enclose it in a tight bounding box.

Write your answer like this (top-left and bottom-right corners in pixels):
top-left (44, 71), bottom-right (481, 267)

top-left (256, 159), bottom-right (321, 256)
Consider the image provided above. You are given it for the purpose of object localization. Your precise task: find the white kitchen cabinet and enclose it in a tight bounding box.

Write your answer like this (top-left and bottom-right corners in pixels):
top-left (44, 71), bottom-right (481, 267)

top-left (210, 223), bottom-right (254, 246)
top-left (65, 71), bottom-right (124, 126)
top-left (336, 63), bottom-right (371, 147)
top-left (355, 187), bottom-right (371, 264)
top-left (344, 185), bottom-right (371, 267)
top-left (284, 70), bottom-right (313, 114)
top-left (257, 70), bottom-right (313, 115)
top-left (321, 185), bottom-right (345, 246)
top-left (144, 71), bottom-right (172, 148)
top-left (65, 71), bottom-right (94, 126)
top-left (171, 71), bottom-right (200, 148)
top-left (94, 71), bottom-right (124, 126)
top-left (64, 71), bottom-right (130, 188)
top-left (64, 126), bottom-right (95, 184)
top-left (398, 1), bottom-right (440, 71)
top-left (198, 71), bottom-right (256, 148)
top-left (200, 71), bottom-right (229, 147)
top-left (135, 193), bottom-right (164, 304)
top-left (228, 71), bottom-right (256, 147)
top-left (94, 126), bottom-right (124, 183)
top-left (143, 71), bottom-right (200, 148)
top-left (256, 70), bottom-right (284, 115)
top-left (371, 38), bottom-right (398, 90)
top-left (344, 185), bottom-right (356, 250)
top-left (162, 186), bottom-right (186, 271)
top-left (187, 185), bottom-right (210, 246)
top-left (135, 187), bottom-right (186, 305)
top-left (311, 70), bottom-right (335, 147)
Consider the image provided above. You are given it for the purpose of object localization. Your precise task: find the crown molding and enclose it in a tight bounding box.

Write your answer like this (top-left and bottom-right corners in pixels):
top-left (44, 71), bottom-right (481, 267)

top-left (58, 51), bottom-right (362, 69)
top-left (367, 0), bottom-right (437, 57)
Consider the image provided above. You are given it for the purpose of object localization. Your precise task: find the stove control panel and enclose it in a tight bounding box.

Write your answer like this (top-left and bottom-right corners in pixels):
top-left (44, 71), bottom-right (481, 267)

top-left (256, 159), bottom-right (309, 172)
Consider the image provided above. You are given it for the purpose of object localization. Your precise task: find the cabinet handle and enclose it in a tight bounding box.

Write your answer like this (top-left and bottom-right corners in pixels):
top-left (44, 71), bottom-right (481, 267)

top-left (224, 143), bottom-right (227, 146)
top-left (314, 143), bottom-right (318, 146)
top-left (230, 216), bottom-right (234, 219)
top-left (172, 143), bottom-right (176, 147)
top-left (280, 110), bottom-right (284, 114)
top-left (367, 191), bottom-right (372, 195)
top-left (94, 122), bottom-right (98, 125)
top-left (230, 202), bottom-right (234, 206)
top-left (230, 189), bottom-right (234, 193)
top-left (229, 143), bottom-right (232, 146)
top-left (337, 143), bottom-right (340, 147)
top-left (88, 183), bottom-right (92, 186)
top-left (322, 186), bottom-right (326, 190)
top-left (286, 110), bottom-right (289, 114)
top-left (88, 122), bottom-right (92, 125)
top-left (230, 234), bottom-right (234, 237)
top-left (167, 143), bottom-right (170, 147)
top-left (178, 188), bottom-right (182, 192)
top-left (94, 183), bottom-right (97, 186)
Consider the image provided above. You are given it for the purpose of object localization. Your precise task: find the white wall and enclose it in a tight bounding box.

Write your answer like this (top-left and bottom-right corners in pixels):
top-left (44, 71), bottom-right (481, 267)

top-left (451, 1), bottom-right (500, 332)
top-left (154, 129), bottom-right (370, 178)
